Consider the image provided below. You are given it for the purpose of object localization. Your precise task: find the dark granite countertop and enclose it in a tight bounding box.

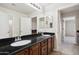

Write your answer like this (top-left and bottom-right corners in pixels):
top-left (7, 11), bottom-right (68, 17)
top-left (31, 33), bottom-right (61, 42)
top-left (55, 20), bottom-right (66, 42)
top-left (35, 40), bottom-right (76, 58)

top-left (0, 33), bottom-right (55, 55)
top-left (77, 30), bottom-right (79, 33)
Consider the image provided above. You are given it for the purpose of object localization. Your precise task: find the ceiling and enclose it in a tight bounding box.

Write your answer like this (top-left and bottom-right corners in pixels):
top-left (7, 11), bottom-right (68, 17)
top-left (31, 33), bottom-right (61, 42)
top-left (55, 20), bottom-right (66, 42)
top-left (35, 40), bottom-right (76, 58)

top-left (0, 3), bottom-right (78, 15)
top-left (60, 4), bottom-right (79, 14)
top-left (0, 3), bottom-right (39, 14)
top-left (39, 3), bottom-right (53, 7)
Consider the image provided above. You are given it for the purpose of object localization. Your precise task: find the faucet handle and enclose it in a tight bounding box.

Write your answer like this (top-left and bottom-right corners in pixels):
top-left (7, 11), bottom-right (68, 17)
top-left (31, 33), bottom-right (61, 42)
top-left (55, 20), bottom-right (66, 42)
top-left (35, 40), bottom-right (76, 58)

top-left (15, 37), bottom-right (18, 41)
top-left (15, 36), bottom-right (21, 41)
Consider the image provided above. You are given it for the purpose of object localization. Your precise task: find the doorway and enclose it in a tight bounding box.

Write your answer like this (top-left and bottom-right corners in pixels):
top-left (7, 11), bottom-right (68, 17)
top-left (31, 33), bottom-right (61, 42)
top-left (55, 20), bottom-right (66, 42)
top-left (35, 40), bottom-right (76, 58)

top-left (58, 4), bottom-right (79, 54)
top-left (62, 17), bottom-right (76, 44)
top-left (32, 17), bottom-right (37, 34)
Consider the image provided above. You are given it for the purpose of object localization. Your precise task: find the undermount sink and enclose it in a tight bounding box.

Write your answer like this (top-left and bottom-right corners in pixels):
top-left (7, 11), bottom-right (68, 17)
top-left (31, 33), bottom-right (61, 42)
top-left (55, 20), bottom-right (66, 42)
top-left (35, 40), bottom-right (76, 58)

top-left (10, 40), bottom-right (31, 47)
top-left (42, 35), bottom-right (51, 36)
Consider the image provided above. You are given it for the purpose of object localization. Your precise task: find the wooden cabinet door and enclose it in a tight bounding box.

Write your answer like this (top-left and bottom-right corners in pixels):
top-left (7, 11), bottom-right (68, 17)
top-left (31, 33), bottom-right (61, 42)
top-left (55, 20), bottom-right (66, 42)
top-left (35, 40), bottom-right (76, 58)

top-left (30, 43), bottom-right (40, 55)
top-left (40, 39), bottom-right (48, 55)
top-left (16, 48), bottom-right (29, 55)
top-left (48, 38), bottom-right (52, 54)
top-left (41, 40), bottom-right (47, 47)
top-left (51, 36), bottom-right (54, 51)
top-left (41, 45), bottom-right (47, 55)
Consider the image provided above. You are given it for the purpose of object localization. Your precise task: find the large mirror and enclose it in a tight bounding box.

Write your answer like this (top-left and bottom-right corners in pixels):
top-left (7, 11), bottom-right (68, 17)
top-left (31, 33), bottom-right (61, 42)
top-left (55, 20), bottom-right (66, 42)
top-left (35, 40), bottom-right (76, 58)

top-left (39, 17), bottom-right (45, 28)
top-left (20, 16), bottom-right (32, 36)
top-left (39, 16), bottom-right (53, 29)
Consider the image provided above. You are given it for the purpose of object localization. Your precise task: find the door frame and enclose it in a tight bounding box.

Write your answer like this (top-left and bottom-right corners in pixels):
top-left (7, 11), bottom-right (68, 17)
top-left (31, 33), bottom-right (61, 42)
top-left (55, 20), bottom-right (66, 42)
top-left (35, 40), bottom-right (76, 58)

top-left (57, 4), bottom-right (78, 51)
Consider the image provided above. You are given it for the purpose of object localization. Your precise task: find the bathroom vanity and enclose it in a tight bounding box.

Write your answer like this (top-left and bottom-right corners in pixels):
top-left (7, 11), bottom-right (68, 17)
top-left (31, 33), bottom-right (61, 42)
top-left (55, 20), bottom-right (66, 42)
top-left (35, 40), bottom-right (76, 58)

top-left (0, 33), bottom-right (55, 55)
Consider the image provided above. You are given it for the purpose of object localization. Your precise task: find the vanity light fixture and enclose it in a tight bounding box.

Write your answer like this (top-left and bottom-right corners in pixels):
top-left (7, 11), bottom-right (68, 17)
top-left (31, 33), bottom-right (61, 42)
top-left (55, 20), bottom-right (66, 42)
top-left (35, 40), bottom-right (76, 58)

top-left (30, 3), bottom-right (40, 9)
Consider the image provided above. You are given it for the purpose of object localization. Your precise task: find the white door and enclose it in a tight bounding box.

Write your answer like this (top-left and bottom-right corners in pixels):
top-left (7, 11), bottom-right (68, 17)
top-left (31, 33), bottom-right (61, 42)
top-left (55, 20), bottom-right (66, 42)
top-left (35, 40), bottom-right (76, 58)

top-left (0, 11), bottom-right (9, 39)
top-left (63, 17), bottom-right (76, 37)
top-left (21, 16), bottom-right (31, 36)
top-left (65, 20), bottom-right (75, 36)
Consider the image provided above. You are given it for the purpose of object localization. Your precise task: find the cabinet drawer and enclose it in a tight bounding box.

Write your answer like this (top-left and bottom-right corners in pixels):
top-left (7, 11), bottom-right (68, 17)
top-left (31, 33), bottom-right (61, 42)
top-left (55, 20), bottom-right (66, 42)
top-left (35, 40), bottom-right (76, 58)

top-left (31, 43), bottom-right (40, 48)
top-left (51, 36), bottom-right (54, 51)
top-left (48, 38), bottom-right (52, 54)
top-left (41, 40), bottom-right (47, 47)
top-left (16, 48), bottom-right (29, 55)
top-left (30, 43), bottom-right (40, 55)
top-left (41, 45), bottom-right (47, 55)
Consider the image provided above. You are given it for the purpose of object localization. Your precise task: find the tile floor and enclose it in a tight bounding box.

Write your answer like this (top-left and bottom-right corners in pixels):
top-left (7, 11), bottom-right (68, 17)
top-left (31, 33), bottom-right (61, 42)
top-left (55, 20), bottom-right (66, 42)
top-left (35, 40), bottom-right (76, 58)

top-left (61, 36), bottom-right (79, 55)
top-left (50, 36), bottom-right (79, 55)
top-left (50, 51), bottom-right (64, 55)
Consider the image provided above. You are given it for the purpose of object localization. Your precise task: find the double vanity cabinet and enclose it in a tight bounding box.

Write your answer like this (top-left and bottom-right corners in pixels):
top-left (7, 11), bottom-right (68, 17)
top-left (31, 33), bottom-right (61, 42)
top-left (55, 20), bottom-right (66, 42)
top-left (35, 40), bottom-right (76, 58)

top-left (16, 36), bottom-right (55, 55)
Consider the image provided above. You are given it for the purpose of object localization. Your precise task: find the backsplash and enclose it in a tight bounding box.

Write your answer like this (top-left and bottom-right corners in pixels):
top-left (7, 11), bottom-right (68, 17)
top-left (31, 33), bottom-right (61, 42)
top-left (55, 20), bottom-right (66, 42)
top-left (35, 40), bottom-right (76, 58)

top-left (21, 33), bottom-right (41, 40)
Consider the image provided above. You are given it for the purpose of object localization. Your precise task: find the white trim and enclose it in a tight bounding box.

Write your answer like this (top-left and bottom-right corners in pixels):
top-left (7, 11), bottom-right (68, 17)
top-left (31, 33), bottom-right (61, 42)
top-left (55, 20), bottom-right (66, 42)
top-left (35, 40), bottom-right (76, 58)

top-left (63, 16), bottom-right (75, 21)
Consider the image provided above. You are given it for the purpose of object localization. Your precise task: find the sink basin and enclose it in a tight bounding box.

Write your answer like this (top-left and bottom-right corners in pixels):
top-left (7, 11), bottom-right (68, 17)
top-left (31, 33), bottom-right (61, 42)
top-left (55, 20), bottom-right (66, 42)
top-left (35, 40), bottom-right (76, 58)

top-left (42, 35), bottom-right (51, 36)
top-left (10, 40), bottom-right (31, 47)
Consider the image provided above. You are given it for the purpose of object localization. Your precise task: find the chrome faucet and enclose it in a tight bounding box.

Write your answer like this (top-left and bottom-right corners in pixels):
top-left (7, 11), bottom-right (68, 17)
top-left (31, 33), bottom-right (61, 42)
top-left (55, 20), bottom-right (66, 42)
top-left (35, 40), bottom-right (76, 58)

top-left (15, 36), bottom-right (21, 41)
